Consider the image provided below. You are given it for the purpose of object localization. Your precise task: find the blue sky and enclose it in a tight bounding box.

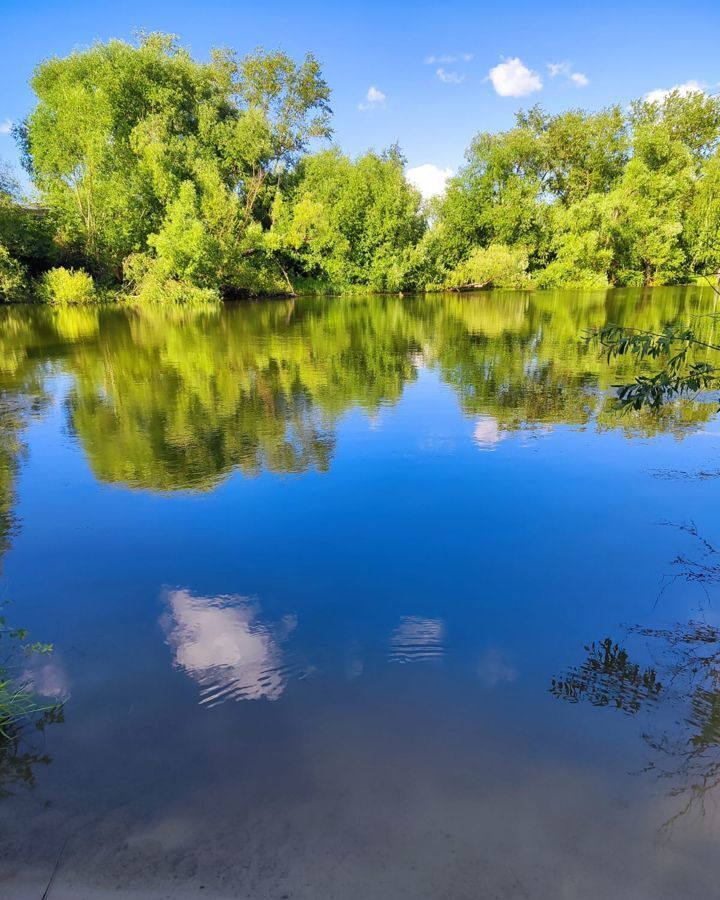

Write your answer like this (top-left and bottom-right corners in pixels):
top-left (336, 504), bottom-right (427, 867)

top-left (2, 0), bottom-right (719, 196)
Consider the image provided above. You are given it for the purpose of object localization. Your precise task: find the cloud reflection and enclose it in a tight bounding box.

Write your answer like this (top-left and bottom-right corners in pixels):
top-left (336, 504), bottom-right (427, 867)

top-left (476, 648), bottom-right (518, 688)
top-left (22, 660), bottom-right (69, 700)
top-left (162, 590), bottom-right (297, 705)
top-left (389, 616), bottom-right (446, 664)
top-left (473, 416), bottom-right (505, 450)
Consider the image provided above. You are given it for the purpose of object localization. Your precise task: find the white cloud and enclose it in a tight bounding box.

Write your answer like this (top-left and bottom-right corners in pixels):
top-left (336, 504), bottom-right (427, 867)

top-left (23, 660), bottom-right (69, 699)
top-left (547, 61), bottom-right (571, 78)
top-left (358, 85), bottom-right (386, 111)
top-left (436, 67), bottom-right (465, 84)
top-left (0, 119), bottom-right (12, 135)
top-left (425, 52), bottom-right (473, 65)
top-left (645, 80), bottom-right (704, 105)
top-left (547, 62), bottom-right (588, 87)
top-left (406, 163), bottom-right (453, 200)
top-left (488, 57), bottom-right (542, 97)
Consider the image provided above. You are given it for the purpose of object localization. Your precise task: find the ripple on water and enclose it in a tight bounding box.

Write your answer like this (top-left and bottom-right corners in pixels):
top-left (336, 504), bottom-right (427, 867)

top-left (161, 589), bottom-right (300, 705)
top-left (388, 616), bottom-right (446, 665)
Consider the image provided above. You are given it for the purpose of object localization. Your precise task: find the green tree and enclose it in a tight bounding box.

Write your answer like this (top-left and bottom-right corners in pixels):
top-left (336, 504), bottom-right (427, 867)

top-left (427, 93), bottom-right (720, 292)
top-left (23, 33), bottom-right (332, 296)
top-left (0, 161), bottom-right (56, 301)
top-left (273, 146), bottom-right (425, 291)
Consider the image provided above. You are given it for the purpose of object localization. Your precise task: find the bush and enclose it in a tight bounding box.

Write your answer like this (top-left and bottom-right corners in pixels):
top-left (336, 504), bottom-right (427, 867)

top-left (445, 244), bottom-right (530, 290)
top-left (37, 267), bottom-right (97, 305)
top-left (123, 255), bottom-right (220, 305)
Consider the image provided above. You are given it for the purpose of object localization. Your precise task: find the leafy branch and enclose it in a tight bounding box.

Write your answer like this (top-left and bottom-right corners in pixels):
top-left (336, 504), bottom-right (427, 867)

top-left (587, 311), bottom-right (720, 410)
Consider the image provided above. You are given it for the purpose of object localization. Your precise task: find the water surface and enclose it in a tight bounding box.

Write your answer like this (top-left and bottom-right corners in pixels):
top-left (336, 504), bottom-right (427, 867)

top-left (1, 288), bottom-right (720, 898)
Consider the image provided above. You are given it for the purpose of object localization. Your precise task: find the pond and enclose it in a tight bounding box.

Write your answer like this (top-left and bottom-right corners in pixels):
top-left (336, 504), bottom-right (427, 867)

top-left (1, 287), bottom-right (720, 898)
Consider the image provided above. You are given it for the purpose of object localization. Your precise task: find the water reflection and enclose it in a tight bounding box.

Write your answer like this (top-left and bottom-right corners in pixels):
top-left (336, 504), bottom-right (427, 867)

top-left (475, 647), bottom-right (518, 688)
top-left (0, 287), bottom-right (717, 494)
top-left (553, 621), bottom-right (720, 828)
top-left (0, 389), bottom-right (64, 797)
top-left (2, 291), bottom-right (720, 892)
top-left (162, 590), bottom-right (299, 705)
top-left (0, 707), bottom-right (63, 798)
top-left (388, 616), bottom-right (446, 664)
top-left (551, 526), bottom-right (720, 827)
top-left (472, 416), bottom-right (505, 450)
top-left (550, 638), bottom-right (662, 714)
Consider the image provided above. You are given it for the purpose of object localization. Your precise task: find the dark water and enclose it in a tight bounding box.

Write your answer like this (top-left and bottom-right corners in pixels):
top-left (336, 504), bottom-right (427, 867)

top-left (1, 288), bottom-right (720, 899)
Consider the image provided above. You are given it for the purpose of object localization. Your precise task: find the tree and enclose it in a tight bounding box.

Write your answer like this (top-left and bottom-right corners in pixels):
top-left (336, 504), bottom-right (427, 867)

top-left (273, 146), bottom-right (425, 291)
top-left (0, 160), bottom-right (56, 300)
top-left (22, 33), bottom-right (332, 296)
top-left (427, 93), bottom-right (720, 292)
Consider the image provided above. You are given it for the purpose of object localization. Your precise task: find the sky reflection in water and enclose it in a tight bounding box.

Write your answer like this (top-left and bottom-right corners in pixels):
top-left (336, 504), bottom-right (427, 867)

top-left (1, 288), bottom-right (720, 898)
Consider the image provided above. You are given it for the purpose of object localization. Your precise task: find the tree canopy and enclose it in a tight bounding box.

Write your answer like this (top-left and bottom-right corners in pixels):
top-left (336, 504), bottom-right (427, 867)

top-left (1, 35), bottom-right (720, 303)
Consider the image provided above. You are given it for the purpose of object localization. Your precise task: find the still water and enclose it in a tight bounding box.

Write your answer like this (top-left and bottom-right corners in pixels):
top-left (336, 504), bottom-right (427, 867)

top-left (1, 288), bottom-right (720, 898)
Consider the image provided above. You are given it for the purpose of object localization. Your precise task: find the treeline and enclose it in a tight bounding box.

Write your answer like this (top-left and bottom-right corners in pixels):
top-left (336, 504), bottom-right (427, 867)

top-left (1, 33), bottom-right (719, 305)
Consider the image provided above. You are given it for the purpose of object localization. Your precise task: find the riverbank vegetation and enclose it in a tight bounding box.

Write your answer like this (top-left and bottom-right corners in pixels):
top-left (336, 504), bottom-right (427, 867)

top-left (1, 33), bottom-right (720, 305)
top-left (0, 607), bottom-right (61, 794)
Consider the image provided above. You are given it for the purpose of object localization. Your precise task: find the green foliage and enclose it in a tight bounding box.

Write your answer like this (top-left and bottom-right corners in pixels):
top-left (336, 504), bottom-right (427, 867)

top-left (5, 35), bottom-right (720, 299)
top-left (273, 146), bottom-right (425, 291)
top-left (431, 93), bottom-right (720, 290)
top-left (0, 160), bottom-right (57, 301)
top-left (0, 244), bottom-right (30, 301)
top-left (23, 33), bottom-right (331, 296)
top-left (38, 267), bottom-right (97, 306)
top-left (590, 319), bottom-right (720, 409)
top-left (445, 243), bottom-right (529, 290)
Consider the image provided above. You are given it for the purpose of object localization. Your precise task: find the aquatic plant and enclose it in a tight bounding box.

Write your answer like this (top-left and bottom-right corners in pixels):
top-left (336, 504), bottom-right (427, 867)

top-left (0, 606), bottom-right (62, 794)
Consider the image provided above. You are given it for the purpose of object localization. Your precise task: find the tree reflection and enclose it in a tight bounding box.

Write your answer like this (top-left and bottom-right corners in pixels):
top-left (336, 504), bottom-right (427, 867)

top-left (550, 638), bottom-right (662, 714)
top-left (0, 380), bottom-right (63, 796)
top-left (0, 706), bottom-right (64, 797)
top-left (551, 519), bottom-right (720, 827)
top-left (552, 618), bottom-right (720, 827)
top-left (0, 286), bottom-right (718, 495)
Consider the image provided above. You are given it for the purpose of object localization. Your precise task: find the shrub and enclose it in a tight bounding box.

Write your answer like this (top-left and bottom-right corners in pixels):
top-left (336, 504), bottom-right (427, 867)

top-left (134, 276), bottom-right (220, 306)
top-left (37, 267), bottom-right (97, 305)
top-left (445, 244), bottom-right (530, 290)
top-left (123, 255), bottom-right (220, 305)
